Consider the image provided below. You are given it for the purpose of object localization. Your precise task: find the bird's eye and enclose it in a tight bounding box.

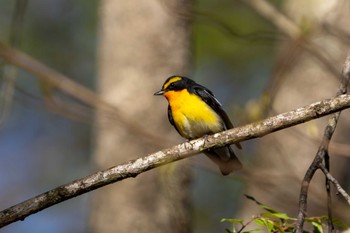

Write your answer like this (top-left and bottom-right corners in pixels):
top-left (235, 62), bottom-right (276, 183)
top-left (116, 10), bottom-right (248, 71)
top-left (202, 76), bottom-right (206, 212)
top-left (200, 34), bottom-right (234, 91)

top-left (169, 83), bottom-right (175, 88)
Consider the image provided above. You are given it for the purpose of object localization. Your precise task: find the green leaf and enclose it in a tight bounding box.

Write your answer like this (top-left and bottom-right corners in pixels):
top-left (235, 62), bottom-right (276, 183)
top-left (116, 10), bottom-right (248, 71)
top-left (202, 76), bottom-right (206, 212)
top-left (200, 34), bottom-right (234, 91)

top-left (304, 217), bottom-right (320, 223)
top-left (244, 194), bottom-right (279, 213)
top-left (242, 228), bottom-right (262, 233)
top-left (311, 220), bottom-right (323, 233)
top-left (254, 218), bottom-right (275, 232)
top-left (221, 218), bottom-right (245, 233)
top-left (254, 218), bottom-right (265, 227)
top-left (307, 216), bottom-right (349, 230)
top-left (221, 218), bottom-right (244, 225)
top-left (260, 212), bottom-right (295, 220)
top-left (332, 217), bottom-right (349, 229)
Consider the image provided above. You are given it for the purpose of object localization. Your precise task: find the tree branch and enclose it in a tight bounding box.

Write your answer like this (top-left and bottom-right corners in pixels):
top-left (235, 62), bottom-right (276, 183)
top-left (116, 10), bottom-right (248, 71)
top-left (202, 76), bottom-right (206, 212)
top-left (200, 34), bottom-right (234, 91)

top-left (1, 94), bottom-right (350, 228)
top-left (296, 55), bottom-right (350, 233)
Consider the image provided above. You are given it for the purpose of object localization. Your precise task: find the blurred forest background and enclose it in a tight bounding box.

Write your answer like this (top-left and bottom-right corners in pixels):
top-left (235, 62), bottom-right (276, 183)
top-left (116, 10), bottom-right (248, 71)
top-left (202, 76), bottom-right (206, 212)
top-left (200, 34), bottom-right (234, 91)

top-left (0, 0), bottom-right (350, 233)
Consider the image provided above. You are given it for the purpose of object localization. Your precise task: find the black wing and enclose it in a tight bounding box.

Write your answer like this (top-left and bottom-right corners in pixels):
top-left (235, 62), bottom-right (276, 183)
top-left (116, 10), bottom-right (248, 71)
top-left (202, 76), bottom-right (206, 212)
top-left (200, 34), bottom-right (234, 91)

top-left (191, 84), bottom-right (233, 129)
top-left (191, 84), bottom-right (242, 149)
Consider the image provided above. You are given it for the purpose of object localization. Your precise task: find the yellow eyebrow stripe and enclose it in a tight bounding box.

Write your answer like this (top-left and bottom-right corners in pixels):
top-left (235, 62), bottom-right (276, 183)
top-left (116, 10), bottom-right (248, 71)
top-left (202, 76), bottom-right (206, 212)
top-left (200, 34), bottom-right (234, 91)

top-left (163, 76), bottom-right (182, 90)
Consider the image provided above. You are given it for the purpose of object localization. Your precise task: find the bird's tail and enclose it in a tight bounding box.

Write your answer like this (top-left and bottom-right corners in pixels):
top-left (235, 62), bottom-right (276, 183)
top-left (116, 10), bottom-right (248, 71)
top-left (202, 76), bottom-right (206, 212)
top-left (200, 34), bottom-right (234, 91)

top-left (204, 146), bottom-right (242, 175)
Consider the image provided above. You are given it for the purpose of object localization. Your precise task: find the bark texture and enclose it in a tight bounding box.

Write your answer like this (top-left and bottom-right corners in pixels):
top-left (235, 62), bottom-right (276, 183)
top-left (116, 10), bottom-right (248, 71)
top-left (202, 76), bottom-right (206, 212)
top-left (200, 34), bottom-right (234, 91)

top-left (90, 1), bottom-right (193, 233)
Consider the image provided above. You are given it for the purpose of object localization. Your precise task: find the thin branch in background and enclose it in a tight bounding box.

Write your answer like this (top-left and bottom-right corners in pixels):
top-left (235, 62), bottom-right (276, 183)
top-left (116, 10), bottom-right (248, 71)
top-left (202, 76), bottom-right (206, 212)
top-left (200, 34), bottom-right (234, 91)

top-left (0, 0), bottom-right (27, 126)
top-left (324, 150), bottom-right (334, 233)
top-left (296, 54), bottom-right (350, 233)
top-left (238, 0), bottom-right (345, 127)
top-left (321, 1), bottom-right (350, 45)
top-left (0, 42), bottom-right (170, 146)
top-left (240, 0), bottom-right (339, 77)
top-left (240, 0), bottom-right (299, 39)
top-left (194, 9), bottom-right (280, 44)
top-left (1, 93), bottom-right (350, 228)
top-left (319, 163), bottom-right (350, 206)
top-left (264, 38), bottom-right (304, 112)
top-left (323, 23), bottom-right (350, 45)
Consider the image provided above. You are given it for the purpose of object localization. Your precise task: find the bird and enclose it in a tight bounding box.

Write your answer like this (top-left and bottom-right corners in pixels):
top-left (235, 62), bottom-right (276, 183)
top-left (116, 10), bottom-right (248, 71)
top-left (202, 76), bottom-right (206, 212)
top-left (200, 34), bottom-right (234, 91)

top-left (154, 75), bottom-right (242, 175)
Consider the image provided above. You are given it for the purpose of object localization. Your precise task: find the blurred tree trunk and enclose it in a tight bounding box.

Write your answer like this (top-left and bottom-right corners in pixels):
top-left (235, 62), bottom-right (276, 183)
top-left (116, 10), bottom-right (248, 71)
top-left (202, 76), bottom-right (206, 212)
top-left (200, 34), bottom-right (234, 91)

top-left (240, 0), bottom-right (350, 224)
top-left (90, 1), bottom-right (193, 233)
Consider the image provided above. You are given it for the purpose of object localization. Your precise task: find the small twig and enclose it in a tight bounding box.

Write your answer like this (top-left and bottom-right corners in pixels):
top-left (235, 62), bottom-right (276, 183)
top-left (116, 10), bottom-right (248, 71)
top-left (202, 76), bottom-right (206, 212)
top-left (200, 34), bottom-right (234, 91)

top-left (296, 54), bottom-right (350, 233)
top-left (0, 94), bottom-right (350, 228)
top-left (319, 163), bottom-right (350, 206)
top-left (324, 151), bottom-right (334, 233)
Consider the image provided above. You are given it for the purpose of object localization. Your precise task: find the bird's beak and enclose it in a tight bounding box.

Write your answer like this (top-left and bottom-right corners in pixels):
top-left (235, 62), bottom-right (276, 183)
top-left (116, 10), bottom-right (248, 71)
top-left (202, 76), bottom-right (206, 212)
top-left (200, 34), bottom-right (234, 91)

top-left (154, 90), bottom-right (165, 96)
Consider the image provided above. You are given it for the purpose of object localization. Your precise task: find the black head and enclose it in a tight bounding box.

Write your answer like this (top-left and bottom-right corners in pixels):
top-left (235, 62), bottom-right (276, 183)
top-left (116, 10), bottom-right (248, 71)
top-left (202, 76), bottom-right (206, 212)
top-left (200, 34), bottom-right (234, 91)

top-left (154, 75), bottom-right (195, 95)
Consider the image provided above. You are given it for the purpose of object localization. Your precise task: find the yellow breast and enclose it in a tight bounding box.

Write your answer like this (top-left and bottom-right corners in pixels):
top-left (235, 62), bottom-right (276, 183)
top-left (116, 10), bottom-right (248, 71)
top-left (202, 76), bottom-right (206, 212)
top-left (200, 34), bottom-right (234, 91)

top-left (164, 89), bottom-right (223, 139)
